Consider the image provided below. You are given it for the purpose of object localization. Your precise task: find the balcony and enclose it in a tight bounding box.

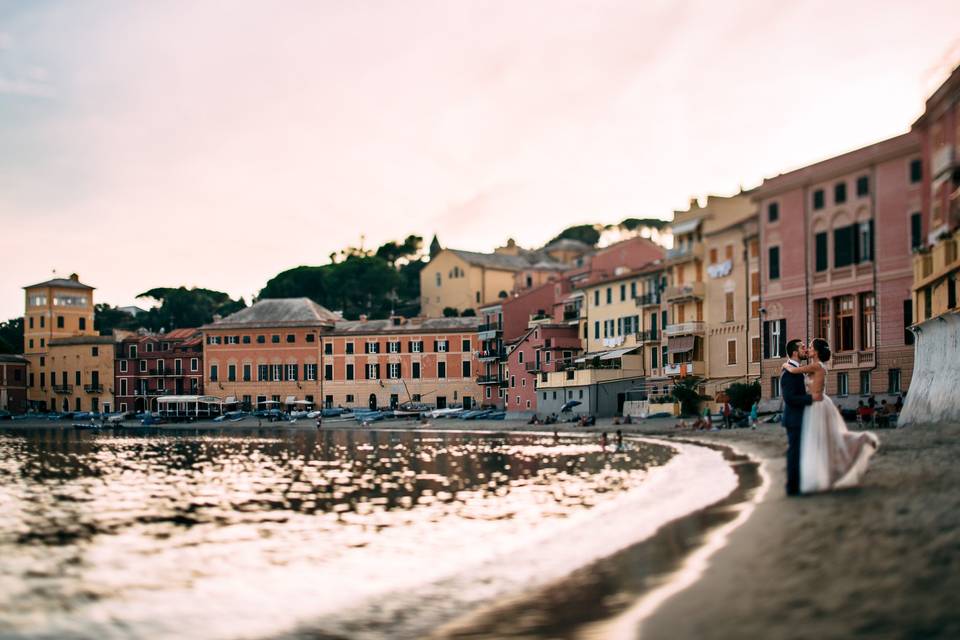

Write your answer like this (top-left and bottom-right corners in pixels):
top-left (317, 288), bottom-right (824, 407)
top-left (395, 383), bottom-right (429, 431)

top-left (634, 293), bottom-right (661, 307)
top-left (52, 384), bottom-right (74, 394)
top-left (663, 321), bottom-right (706, 337)
top-left (932, 144), bottom-right (955, 178)
top-left (562, 308), bottom-right (582, 321)
top-left (476, 374), bottom-right (501, 385)
top-left (830, 350), bottom-right (876, 370)
top-left (636, 330), bottom-right (659, 343)
top-left (83, 384), bottom-right (104, 394)
top-left (663, 361), bottom-right (705, 377)
top-left (477, 349), bottom-right (505, 361)
top-left (665, 243), bottom-right (703, 263)
top-left (477, 322), bottom-right (501, 340)
top-left (663, 282), bottom-right (705, 302)
top-left (525, 362), bottom-right (540, 373)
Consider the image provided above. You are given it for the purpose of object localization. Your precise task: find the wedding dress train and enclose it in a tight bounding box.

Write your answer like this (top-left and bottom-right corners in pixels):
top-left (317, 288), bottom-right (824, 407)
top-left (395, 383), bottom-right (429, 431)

top-left (799, 362), bottom-right (879, 494)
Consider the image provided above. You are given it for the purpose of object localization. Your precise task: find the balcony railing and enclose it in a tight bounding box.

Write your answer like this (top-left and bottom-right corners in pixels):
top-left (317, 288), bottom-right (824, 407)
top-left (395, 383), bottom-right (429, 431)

top-left (634, 293), bottom-right (661, 307)
top-left (477, 349), bottom-right (505, 361)
top-left (663, 321), bottom-right (705, 337)
top-left (525, 362), bottom-right (540, 372)
top-left (663, 361), bottom-right (705, 377)
top-left (52, 384), bottom-right (74, 394)
top-left (476, 374), bottom-right (501, 385)
top-left (666, 243), bottom-right (703, 262)
top-left (83, 384), bottom-right (104, 394)
top-left (932, 144), bottom-right (955, 178)
top-left (477, 322), bottom-right (502, 333)
top-left (663, 282), bottom-right (705, 302)
top-left (636, 330), bottom-right (659, 342)
top-left (562, 309), bottom-right (582, 321)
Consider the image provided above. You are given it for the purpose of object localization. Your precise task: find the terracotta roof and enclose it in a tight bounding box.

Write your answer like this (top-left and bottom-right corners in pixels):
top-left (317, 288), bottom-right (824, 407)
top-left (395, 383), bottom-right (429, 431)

top-left (576, 261), bottom-right (665, 289)
top-left (162, 328), bottom-right (199, 340)
top-left (331, 316), bottom-right (481, 335)
top-left (203, 298), bottom-right (338, 329)
top-left (23, 277), bottom-right (94, 290)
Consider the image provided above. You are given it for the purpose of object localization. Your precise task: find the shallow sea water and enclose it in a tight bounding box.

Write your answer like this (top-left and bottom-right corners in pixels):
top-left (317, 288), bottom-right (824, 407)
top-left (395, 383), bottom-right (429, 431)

top-left (0, 426), bottom-right (686, 640)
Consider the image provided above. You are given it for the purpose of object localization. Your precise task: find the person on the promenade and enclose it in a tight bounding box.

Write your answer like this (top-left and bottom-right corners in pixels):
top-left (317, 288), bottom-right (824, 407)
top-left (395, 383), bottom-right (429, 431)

top-left (782, 339), bottom-right (879, 493)
top-left (895, 395), bottom-right (904, 414)
top-left (722, 401), bottom-right (732, 429)
top-left (615, 429), bottom-right (623, 451)
top-left (600, 432), bottom-right (608, 450)
top-left (749, 401), bottom-right (759, 429)
top-left (780, 339), bottom-right (813, 497)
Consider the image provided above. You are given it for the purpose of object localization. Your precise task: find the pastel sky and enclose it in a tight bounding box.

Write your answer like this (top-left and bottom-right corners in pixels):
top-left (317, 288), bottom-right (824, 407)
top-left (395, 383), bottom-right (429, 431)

top-left (2, 1), bottom-right (959, 320)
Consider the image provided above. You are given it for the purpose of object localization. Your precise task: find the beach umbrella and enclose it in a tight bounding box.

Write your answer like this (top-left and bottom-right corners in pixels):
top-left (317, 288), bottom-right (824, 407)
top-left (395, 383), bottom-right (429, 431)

top-left (560, 400), bottom-right (582, 412)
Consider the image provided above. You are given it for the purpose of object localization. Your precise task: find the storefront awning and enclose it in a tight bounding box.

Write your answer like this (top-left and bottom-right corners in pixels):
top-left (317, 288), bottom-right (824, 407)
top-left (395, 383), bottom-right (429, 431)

top-left (668, 336), bottom-right (696, 355)
top-left (669, 218), bottom-right (702, 236)
top-left (285, 395), bottom-right (296, 404)
top-left (224, 396), bottom-right (237, 404)
top-left (599, 346), bottom-right (641, 360)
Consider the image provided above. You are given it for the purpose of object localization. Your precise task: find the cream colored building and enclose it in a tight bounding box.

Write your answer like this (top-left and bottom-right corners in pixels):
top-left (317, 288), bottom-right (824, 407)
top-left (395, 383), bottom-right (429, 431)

top-left (23, 274), bottom-right (98, 411)
top-left (46, 335), bottom-right (120, 414)
top-left (666, 194), bottom-right (758, 400)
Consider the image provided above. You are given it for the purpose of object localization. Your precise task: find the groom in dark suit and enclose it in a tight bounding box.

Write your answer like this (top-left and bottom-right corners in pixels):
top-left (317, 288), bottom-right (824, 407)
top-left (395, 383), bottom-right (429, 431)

top-left (781, 339), bottom-right (813, 496)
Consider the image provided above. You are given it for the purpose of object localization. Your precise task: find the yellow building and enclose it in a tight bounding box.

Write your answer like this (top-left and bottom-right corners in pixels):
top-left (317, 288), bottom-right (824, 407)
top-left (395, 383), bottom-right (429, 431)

top-left (702, 201), bottom-right (761, 400)
top-left (419, 236), bottom-right (587, 318)
top-left (23, 274), bottom-right (97, 411)
top-left (666, 194), bottom-right (758, 398)
top-left (46, 335), bottom-right (120, 414)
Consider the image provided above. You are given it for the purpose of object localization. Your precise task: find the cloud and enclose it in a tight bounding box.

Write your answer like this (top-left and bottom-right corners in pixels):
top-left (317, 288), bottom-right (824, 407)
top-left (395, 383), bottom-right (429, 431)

top-left (0, 73), bottom-right (54, 97)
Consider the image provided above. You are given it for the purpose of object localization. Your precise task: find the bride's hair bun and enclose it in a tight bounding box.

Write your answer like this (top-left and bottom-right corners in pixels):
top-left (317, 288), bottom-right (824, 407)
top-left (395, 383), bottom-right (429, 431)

top-left (812, 338), bottom-right (831, 362)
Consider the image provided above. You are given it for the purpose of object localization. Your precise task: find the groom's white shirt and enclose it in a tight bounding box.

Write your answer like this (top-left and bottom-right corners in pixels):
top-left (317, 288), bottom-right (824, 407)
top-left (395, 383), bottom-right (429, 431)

top-left (787, 359), bottom-right (800, 368)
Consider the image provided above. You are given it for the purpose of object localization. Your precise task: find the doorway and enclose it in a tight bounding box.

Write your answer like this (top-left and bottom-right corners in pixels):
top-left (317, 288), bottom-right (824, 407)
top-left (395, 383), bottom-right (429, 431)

top-left (368, 393), bottom-right (378, 410)
top-left (390, 394), bottom-right (399, 409)
top-left (436, 396), bottom-right (447, 409)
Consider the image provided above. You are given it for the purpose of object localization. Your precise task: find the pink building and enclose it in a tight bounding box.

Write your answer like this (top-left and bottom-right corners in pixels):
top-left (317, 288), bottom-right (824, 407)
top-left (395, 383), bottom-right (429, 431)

top-left (504, 323), bottom-right (582, 417)
top-left (757, 133), bottom-right (922, 408)
top-left (915, 64), bottom-right (960, 242)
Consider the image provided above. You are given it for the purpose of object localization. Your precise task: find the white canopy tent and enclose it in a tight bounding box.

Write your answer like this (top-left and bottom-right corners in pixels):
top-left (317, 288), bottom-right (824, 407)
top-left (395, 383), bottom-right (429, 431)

top-left (156, 395), bottom-right (224, 418)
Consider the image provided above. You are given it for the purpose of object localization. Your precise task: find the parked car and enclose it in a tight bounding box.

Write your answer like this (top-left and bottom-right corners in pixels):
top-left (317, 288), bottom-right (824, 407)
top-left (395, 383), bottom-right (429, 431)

top-left (0, 410), bottom-right (12, 420)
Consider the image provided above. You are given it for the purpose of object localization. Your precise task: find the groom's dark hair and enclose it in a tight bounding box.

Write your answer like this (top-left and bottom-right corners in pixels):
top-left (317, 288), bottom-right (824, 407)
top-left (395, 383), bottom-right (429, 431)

top-left (786, 339), bottom-right (804, 359)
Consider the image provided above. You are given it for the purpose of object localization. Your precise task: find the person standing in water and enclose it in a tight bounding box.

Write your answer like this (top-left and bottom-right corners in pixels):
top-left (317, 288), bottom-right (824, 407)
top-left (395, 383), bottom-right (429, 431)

top-left (600, 432), bottom-right (608, 450)
top-left (615, 429), bottom-right (623, 450)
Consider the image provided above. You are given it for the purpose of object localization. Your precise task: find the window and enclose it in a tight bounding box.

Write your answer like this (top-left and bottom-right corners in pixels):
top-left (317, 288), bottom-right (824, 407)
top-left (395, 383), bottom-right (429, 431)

top-left (620, 284), bottom-right (626, 301)
top-left (305, 364), bottom-right (317, 381)
top-left (768, 246), bottom-right (780, 280)
top-left (813, 189), bottom-right (825, 210)
top-left (226, 336), bottom-right (238, 345)
top-left (306, 333), bottom-right (315, 343)
top-left (606, 287), bottom-right (612, 304)
top-left (210, 365), bottom-right (219, 381)
top-left (120, 360), bottom-right (128, 373)
top-left (146, 342), bottom-right (155, 352)
top-left (910, 212), bottom-right (923, 250)
top-left (387, 341), bottom-right (399, 353)
top-left (651, 346), bottom-right (658, 369)
top-left (709, 247), bottom-right (718, 264)
top-left (346, 363), bottom-right (354, 380)
top-left (903, 300), bottom-right (914, 345)
top-left (325, 364), bottom-right (333, 380)
top-left (79, 318), bottom-right (86, 331)
top-left (227, 364), bottom-right (236, 382)
top-left (139, 360), bottom-right (147, 373)
top-left (815, 232), bottom-right (828, 272)
top-left (437, 361), bottom-right (446, 378)
top-left (594, 321), bottom-right (600, 339)
top-left (834, 182), bottom-right (847, 204)
top-left (751, 336), bottom-right (761, 362)
top-left (91, 346), bottom-right (99, 357)
top-left (256, 364), bottom-right (267, 381)
top-left (257, 335), bottom-right (265, 344)
top-left (724, 292), bottom-right (734, 322)
top-left (462, 361), bottom-right (471, 378)
top-left (271, 335), bottom-right (280, 344)
top-left (29, 316), bottom-right (33, 329)
top-left (120, 379), bottom-right (127, 396)
top-left (835, 295), bottom-right (855, 352)
top-left (365, 342), bottom-right (380, 354)
top-left (129, 345), bottom-right (137, 358)
top-left (75, 370), bottom-right (81, 386)
top-left (271, 364), bottom-right (282, 381)
top-left (768, 202), bottom-right (779, 222)
top-left (860, 293), bottom-right (876, 350)
top-left (727, 339), bottom-right (737, 365)
top-left (856, 175), bottom-right (869, 196)
top-left (243, 364), bottom-right (251, 381)
top-left (345, 342), bottom-right (354, 355)
top-left (594, 290), bottom-right (600, 306)
top-left (751, 300), bottom-right (760, 318)
top-left (631, 281), bottom-right (637, 298)
top-left (858, 221), bottom-right (874, 262)
top-left (749, 239), bottom-right (759, 258)
top-left (191, 358), bottom-right (198, 372)
top-left (461, 338), bottom-right (470, 352)
top-left (834, 225), bottom-right (855, 267)
top-left (764, 319), bottom-right (786, 358)
top-left (366, 363), bottom-right (378, 380)
top-left (837, 372), bottom-right (849, 396)
top-left (242, 335), bottom-right (251, 344)
top-left (286, 364), bottom-right (298, 381)
top-left (814, 299), bottom-right (830, 340)
top-left (40, 316), bottom-right (44, 328)
top-left (860, 371), bottom-right (871, 395)
top-left (436, 340), bottom-right (448, 352)
top-left (388, 363), bottom-right (400, 379)
top-left (909, 158), bottom-right (922, 183)
top-left (412, 362), bottom-right (421, 379)
top-left (324, 342), bottom-right (333, 355)
top-left (56, 316), bottom-right (64, 328)
top-left (725, 244), bottom-right (734, 261)
top-left (888, 368), bottom-right (901, 393)
top-left (771, 376), bottom-right (781, 398)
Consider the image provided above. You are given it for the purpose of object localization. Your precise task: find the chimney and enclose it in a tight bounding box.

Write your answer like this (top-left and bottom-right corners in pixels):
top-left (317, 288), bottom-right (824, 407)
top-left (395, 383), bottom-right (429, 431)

top-left (212, 314), bottom-right (222, 322)
top-left (359, 314), bottom-right (368, 321)
top-left (69, 273), bottom-right (79, 282)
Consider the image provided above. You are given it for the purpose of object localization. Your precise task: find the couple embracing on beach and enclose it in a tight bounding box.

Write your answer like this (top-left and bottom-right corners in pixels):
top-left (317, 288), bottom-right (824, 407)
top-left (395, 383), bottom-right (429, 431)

top-left (780, 338), bottom-right (879, 497)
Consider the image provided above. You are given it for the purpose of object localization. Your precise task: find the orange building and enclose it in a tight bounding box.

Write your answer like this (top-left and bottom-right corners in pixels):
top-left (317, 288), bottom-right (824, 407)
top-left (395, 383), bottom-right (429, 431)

top-left (200, 298), bottom-right (337, 411)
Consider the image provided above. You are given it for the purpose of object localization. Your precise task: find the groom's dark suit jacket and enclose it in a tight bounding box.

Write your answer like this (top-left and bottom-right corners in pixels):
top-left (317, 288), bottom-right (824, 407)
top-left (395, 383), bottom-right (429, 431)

top-left (781, 358), bottom-right (812, 495)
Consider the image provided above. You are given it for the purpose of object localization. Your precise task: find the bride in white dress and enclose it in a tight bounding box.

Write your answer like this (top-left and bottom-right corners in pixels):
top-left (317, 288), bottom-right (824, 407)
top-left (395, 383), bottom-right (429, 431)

top-left (782, 339), bottom-right (879, 494)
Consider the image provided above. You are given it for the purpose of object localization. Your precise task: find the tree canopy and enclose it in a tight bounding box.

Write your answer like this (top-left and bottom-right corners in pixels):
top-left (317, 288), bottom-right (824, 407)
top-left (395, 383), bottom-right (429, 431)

top-left (548, 224), bottom-right (602, 247)
top-left (0, 317), bottom-right (23, 354)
